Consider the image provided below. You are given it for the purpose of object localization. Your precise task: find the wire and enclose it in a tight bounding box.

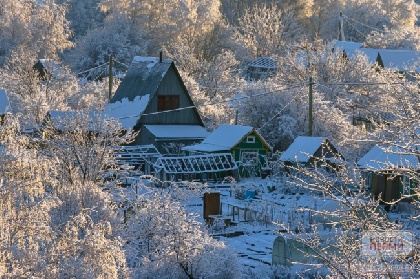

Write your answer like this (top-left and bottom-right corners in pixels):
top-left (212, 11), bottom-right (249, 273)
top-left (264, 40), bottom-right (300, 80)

top-left (113, 59), bottom-right (130, 68)
top-left (343, 17), bottom-right (370, 41)
top-left (318, 82), bottom-right (405, 86)
top-left (341, 13), bottom-right (385, 33)
top-left (113, 83), bottom-right (306, 120)
top-left (257, 97), bottom-right (299, 131)
top-left (76, 62), bottom-right (109, 76)
top-left (196, 82), bottom-right (301, 92)
top-left (93, 68), bottom-right (106, 82)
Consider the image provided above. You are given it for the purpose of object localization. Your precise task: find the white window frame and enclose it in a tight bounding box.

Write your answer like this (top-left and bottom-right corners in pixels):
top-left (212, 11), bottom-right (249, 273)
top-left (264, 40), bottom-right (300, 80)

top-left (246, 136), bottom-right (256, 143)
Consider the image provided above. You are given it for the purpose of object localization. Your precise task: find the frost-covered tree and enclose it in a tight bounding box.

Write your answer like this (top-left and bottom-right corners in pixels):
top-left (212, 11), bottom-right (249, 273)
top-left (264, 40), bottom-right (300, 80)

top-left (64, 16), bottom-right (148, 75)
top-left (56, 0), bottom-right (105, 38)
top-left (99, 0), bottom-right (223, 54)
top-left (41, 111), bottom-right (137, 186)
top-left (237, 40), bottom-right (405, 159)
top-left (124, 189), bottom-right (242, 279)
top-left (236, 3), bottom-right (302, 58)
top-left (364, 26), bottom-right (420, 50)
top-left (0, 48), bottom-right (78, 125)
top-left (310, 0), bottom-right (417, 41)
top-left (0, 0), bottom-right (72, 59)
top-left (0, 113), bottom-right (133, 277)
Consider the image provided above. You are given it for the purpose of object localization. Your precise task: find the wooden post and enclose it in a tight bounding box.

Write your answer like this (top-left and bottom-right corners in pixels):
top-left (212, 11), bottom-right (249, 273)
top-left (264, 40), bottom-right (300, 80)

top-left (108, 53), bottom-right (113, 102)
top-left (338, 11), bottom-right (345, 41)
top-left (309, 76), bottom-right (313, 136)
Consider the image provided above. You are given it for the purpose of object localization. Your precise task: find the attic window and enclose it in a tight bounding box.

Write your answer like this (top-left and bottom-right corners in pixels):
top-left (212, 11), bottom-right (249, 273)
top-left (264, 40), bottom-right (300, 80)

top-left (157, 95), bottom-right (179, 111)
top-left (246, 136), bottom-right (255, 143)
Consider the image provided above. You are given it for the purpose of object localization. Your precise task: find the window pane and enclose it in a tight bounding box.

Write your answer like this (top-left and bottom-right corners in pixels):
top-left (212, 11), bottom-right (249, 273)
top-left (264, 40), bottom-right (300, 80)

top-left (157, 95), bottom-right (179, 111)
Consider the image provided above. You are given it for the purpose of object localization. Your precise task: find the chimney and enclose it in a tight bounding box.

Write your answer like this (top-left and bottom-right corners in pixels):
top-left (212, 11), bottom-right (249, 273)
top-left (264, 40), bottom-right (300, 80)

top-left (159, 49), bottom-right (162, 63)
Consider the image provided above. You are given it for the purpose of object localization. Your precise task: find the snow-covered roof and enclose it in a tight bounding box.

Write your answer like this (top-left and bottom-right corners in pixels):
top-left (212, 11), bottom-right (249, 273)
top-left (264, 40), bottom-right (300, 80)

top-left (0, 89), bottom-right (11, 114)
top-left (111, 56), bottom-right (172, 103)
top-left (103, 95), bottom-right (150, 130)
top-left (376, 49), bottom-right (420, 71)
top-left (144, 125), bottom-right (209, 139)
top-left (280, 136), bottom-right (328, 163)
top-left (332, 40), bottom-right (363, 51)
top-left (357, 145), bottom-right (419, 170)
top-left (248, 56), bottom-right (277, 69)
top-left (183, 143), bottom-right (229, 153)
top-left (46, 110), bottom-right (101, 131)
top-left (204, 124), bottom-right (253, 146)
top-left (183, 124), bottom-right (271, 153)
top-left (331, 40), bottom-right (420, 72)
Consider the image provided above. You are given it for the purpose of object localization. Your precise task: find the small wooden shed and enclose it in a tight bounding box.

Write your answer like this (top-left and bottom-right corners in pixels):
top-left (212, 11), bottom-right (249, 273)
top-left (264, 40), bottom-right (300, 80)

top-left (280, 136), bottom-right (344, 171)
top-left (182, 124), bottom-right (272, 177)
top-left (357, 145), bottom-right (419, 203)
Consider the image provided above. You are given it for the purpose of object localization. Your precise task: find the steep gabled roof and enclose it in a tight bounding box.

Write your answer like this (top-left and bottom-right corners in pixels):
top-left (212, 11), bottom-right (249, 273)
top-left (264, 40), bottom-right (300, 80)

top-left (111, 57), bottom-right (171, 102)
top-left (357, 145), bottom-right (419, 170)
top-left (110, 56), bottom-right (204, 126)
top-left (183, 124), bottom-right (272, 152)
top-left (280, 136), bottom-right (341, 163)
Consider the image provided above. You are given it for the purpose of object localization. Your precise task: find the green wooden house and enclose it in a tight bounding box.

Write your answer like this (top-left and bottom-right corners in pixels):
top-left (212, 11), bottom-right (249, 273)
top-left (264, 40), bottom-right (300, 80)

top-left (106, 55), bottom-right (208, 154)
top-left (182, 124), bottom-right (272, 177)
top-left (357, 145), bottom-right (419, 203)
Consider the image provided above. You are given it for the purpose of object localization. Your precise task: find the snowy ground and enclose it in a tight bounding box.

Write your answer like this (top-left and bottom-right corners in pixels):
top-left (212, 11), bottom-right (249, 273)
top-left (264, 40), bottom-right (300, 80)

top-left (181, 177), bottom-right (339, 269)
top-left (114, 174), bottom-right (420, 274)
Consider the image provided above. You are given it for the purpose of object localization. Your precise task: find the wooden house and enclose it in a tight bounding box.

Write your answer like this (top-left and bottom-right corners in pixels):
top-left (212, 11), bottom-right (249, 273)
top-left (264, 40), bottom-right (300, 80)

top-left (357, 145), bottom-right (419, 203)
top-left (279, 136), bottom-right (344, 171)
top-left (182, 124), bottom-right (272, 177)
top-left (106, 55), bottom-right (208, 154)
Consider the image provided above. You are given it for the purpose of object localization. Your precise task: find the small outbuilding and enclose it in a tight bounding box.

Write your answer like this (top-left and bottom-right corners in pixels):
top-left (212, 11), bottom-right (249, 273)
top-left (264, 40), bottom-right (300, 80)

top-left (182, 124), bottom-right (272, 177)
top-left (357, 145), bottom-right (419, 203)
top-left (280, 136), bottom-right (344, 172)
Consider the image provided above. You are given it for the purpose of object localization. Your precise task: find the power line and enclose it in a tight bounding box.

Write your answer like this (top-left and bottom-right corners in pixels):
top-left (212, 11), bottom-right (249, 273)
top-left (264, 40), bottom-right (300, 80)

top-left (341, 13), bottom-right (386, 33)
top-left (318, 82), bottom-right (405, 86)
top-left (113, 83), bottom-right (306, 120)
top-left (196, 82), bottom-right (302, 92)
top-left (343, 17), bottom-right (370, 40)
top-left (113, 59), bottom-right (130, 68)
top-left (257, 97), bottom-right (301, 132)
top-left (76, 62), bottom-right (109, 76)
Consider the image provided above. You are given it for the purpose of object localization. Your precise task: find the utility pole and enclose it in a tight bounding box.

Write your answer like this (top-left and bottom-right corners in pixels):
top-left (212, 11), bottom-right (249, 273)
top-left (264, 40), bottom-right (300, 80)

top-left (309, 76), bottom-right (313, 137)
top-left (108, 53), bottom-right (113, 102)
top-left (338, 11), bottom-right (345, 41)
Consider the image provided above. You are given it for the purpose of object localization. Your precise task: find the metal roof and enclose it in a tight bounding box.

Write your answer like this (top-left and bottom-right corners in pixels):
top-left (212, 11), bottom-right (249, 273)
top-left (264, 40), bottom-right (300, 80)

top-left (248, 56), bottom-right (277, 69)
top-left (111, 57), bottom-right (172, 102)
